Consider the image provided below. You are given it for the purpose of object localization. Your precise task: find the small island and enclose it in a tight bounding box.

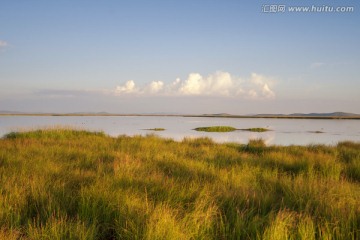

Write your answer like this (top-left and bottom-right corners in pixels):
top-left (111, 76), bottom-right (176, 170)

top-left (240, 128), bottom-right (270, 132)
top-left (308, 130), bottom-right (324, 134)
top-left (144, 128), bottom-right (166, 131)
top-left (194, 126), bottom-right (270, 133)
top-left (194, 126), bottom-right (237, 132)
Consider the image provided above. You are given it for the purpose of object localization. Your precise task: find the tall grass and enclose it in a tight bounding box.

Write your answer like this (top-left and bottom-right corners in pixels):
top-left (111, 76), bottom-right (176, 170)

top-left (0, 129), bottom-right (359, 239)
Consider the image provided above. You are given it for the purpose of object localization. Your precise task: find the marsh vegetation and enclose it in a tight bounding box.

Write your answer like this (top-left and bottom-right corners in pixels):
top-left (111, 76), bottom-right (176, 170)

top-left (193, 126), bottom-right (237, 132)
top-left (0, 129), bottom-right (359, 239)
top-left (240, 127), bottom-right (270, 132)
top-left (144, 128), bottom-right (166, 131)
top-left (193, 126), bottom-right (270, 133)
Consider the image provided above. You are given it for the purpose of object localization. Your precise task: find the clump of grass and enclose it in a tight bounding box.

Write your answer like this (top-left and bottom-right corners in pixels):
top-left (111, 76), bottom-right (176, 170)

top-left (240, 127), bottom-right (270, 132)
top-left (0, 129), bottom-right (359, 239)
top-left (243, 138), bottom-right (267, 155)
top-left (248, 138), bottom-right (266, 147)
top-left (4, 127), bottom-right (105, 139)
top-left (144, 128), bottom-right (166, 131)
top-left (337, 141), bottom-right (360, 181)
top-left (194, 126), bottom-right (237, 132)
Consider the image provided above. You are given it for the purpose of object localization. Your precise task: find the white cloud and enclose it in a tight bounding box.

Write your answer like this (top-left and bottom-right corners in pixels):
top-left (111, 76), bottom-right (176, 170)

top-left (249, 73), bottom-right (275, 99)
top-left (178, 71), bottom-right (235, 96)
top-left (208, 71), bottom-right (233, 95)
top-left (114, 80), bottom-right (137, 94)
top-left (179, 73), bottom-right (204, 95)
top-left (113, 71), bottom-right (276, 99)
top-left (248, 90), bottom-right (258, 99)
top-left (262, 84), bottom-right (275, 98)
top-left (147, 81), bottom-right (164, 93)
top-left (0, 40), bottom-right (7, 47)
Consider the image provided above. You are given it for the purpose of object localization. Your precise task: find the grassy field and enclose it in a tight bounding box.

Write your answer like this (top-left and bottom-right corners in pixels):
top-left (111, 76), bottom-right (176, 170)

top-left (0, 129), bottom-right (359, 239)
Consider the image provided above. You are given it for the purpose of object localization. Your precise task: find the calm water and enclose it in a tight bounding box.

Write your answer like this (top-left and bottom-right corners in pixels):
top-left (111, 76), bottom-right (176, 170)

top-left (0, 116), bottom-right (359, 146)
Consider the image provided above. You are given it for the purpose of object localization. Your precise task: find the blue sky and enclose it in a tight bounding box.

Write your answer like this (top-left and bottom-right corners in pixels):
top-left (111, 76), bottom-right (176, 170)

top-left (0, 0), bottom-right (359, 114)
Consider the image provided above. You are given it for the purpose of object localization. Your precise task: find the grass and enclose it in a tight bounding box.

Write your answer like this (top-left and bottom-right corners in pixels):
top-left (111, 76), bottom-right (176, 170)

top-left (194, 126), bottom-right (237, 132)
top-left (0, 129), bottom-right (359, 239)
top-left (194, 126), bottom-right (270, 132)
top-left (144, 128), bottom-right (166, 131)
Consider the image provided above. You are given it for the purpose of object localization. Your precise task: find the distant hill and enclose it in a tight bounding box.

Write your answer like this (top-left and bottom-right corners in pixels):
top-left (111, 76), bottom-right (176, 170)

top-left (67, 111), bottom-right (112, 115)
top-left (1, 111), bottom-right (359, 119)
top-left (199, 112), bottom-right (360, 119)
top-left (0, 110), bottom-right (46, 115)
top-left (202, 113), bottom-right (233, 117)
top-left (254, 112), bottom-right (360, 118)
top-left (0, 110), bottom-right (25, 114)
top-left (288, 112), bottom-right (360, 117)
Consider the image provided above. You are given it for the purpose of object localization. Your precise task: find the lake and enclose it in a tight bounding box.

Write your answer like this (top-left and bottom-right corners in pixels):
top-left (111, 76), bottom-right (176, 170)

top-left (0, 116), bottom-right (359, 146)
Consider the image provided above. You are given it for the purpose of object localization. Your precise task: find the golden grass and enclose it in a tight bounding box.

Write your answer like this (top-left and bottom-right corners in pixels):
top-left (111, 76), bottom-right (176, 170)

top-left (0, 129), bottom-right (359, 239)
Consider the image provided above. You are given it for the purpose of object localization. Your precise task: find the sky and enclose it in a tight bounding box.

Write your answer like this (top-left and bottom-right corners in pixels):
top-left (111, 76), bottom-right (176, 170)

top-left (0, 0), bottom-right (359, 114)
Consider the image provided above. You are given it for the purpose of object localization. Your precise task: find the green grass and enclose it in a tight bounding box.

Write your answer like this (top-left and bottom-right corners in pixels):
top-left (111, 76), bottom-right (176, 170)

top-left (193, 126), bottom-right (270, 132)
top-left (194, 126), bottom-right (237, 132)
top-left (0, 129), bottom-right (359, 239)
top-left (144, 128), bottom-right (166, 131)
top-left (241, 128), bottom-right (270, 132)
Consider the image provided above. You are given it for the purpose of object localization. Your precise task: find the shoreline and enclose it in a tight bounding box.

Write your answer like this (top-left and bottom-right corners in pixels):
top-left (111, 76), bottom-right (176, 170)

top-left (1, 113), bottom-right (360, 120)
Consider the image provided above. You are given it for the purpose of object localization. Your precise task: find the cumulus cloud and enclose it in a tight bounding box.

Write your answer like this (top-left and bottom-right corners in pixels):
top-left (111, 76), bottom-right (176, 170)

top-left (249, 73), bottom-right (275, 99)
top-left (179, 73), bottom-right (204, 95)
top-left (113, 71), bottom-right (276, 99)
top-left (148, 81), bottom-right (164, 93)
top-left (114, 80), bottom-right (137, 94)
top-left (179, 71), bottom-right (234, 96)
